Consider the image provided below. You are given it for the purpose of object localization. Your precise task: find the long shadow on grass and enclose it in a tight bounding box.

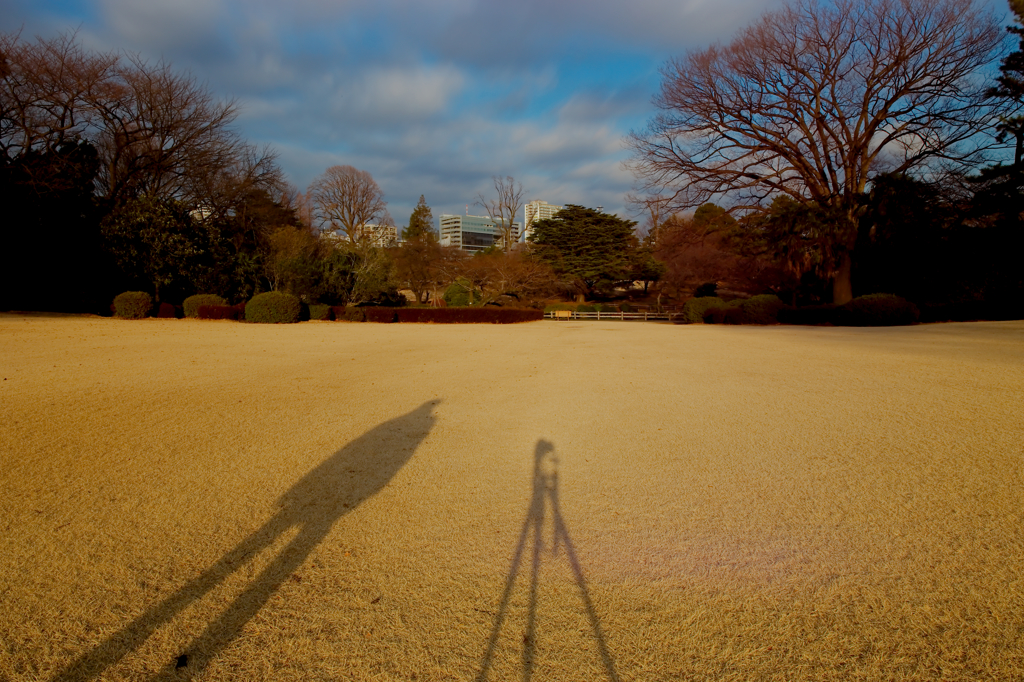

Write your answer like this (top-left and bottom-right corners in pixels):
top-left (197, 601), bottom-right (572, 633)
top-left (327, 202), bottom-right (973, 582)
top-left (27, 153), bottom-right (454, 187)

top-left (52, 400), bottom-right (440, 682)
top-left (476, 440), bottom-right (620, 682)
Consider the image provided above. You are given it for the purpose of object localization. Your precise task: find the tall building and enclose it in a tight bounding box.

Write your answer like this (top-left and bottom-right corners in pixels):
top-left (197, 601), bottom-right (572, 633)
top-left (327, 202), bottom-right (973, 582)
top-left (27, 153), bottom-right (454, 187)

top-left (523, 200), bottom-right (564, 241)
top-left (439, 214), bottom-right (522, 252)
top-left (323, 223), bottom-right (398, 248)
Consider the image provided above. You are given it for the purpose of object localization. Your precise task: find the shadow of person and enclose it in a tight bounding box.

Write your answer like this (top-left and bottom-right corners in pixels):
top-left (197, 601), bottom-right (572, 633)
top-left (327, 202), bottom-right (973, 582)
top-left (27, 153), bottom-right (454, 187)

top-left (476, 440), bottom-right (620, 682)
top-left (51, 400), bottom-right (440, 681)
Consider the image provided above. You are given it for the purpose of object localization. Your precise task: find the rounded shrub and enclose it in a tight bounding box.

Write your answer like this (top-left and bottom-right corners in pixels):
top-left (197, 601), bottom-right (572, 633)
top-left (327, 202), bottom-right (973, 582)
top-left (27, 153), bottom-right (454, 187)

top-left (245, 291), bottom-right (301, 324)
top-left (575, 304), bottom-right (596, 313)
top-left (679, 296), bottom-right (729, 324)
top-left (741, 294), bottom-right (788, 324)
top-left (183, 294), bottom-right (228, 318)
top-left (113, 291), bottom-right (152, 319)
top-left (619, 302), bottom-right (633, 313)
top-left (835, 294), bottom-right (920, 326)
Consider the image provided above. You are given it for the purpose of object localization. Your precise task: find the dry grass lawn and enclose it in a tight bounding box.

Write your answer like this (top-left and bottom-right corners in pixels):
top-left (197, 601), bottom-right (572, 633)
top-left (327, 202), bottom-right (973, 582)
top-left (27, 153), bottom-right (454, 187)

top-left (1, 313), bottom-right (1022, 681)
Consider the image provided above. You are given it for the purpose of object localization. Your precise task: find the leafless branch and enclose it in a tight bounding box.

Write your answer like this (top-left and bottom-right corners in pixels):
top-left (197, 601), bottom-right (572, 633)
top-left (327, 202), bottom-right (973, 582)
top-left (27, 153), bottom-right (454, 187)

top-left (477, 175), bottom-right (526, 253)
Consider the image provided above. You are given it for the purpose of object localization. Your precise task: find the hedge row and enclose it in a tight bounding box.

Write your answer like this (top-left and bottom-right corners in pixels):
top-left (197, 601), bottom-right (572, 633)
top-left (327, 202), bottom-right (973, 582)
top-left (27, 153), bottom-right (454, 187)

top-left (183, 294), bottom-right (227, 318)
top-left (157, 302), bottom-right (182, 318)
top-left (689, 293), bottom-right (921, 327)
top-left (331, 306), bottom-right (367, 322)
top-left (396, 308), bottom-right (542, 323)
top-left (198, 303), bottom-right (245, 320)
top-left (114, 291), bottom-right (542, 324)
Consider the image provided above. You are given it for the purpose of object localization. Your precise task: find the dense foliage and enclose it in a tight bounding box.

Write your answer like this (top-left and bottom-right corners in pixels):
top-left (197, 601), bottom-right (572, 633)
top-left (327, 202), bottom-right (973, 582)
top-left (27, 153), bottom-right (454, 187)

top-left (528, 205), bottom-right (638, 298)
top-left (834, 295), bottom-right (920, 327)
top-left (404, 196), bottom-right (435, 241)
top-left (113, 291), bottom-right (152, 319)
top-left (245, 292), bottom-right (301, 323)
top-left (308, 304), bottom-right (332, 320)
top-left (679, 297), bottom-right (731, 324)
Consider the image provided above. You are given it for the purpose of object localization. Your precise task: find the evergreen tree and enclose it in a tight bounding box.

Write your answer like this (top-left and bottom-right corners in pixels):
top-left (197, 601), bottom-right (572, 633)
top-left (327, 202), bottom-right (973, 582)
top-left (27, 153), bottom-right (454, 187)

top-left (987, 2), bottom-right (1024, 166)
top-left (403, 195), bottom-right (435, 242)
top-left (527, 205), bottom-right (637, 299)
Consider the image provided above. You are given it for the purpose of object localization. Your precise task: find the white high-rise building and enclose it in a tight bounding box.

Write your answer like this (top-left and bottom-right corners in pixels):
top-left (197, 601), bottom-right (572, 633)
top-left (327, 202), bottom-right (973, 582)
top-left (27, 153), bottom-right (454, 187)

top-left (523, 200), bottom-right (564, 241)
top-left (439, 214), bottom-right (521, 252)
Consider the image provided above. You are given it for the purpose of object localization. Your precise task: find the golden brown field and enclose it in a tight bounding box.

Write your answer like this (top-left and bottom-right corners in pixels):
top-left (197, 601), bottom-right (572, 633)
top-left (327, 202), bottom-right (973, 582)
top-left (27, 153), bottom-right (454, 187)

top-left (1, 313), bottom-right (1022, 681)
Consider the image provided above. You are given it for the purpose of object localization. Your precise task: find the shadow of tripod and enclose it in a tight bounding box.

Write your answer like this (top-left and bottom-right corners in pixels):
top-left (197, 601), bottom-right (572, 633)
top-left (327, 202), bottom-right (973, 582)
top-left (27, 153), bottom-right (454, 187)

top-left (476, 440), bottom-right (620, 682)
top-left (51, 400), bottom-right (440, 681)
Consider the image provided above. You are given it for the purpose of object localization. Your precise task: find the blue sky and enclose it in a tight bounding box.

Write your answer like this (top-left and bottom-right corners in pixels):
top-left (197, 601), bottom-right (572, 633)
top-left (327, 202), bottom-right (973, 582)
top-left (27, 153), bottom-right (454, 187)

top-left (2, 0), bottom-right (1011, 225)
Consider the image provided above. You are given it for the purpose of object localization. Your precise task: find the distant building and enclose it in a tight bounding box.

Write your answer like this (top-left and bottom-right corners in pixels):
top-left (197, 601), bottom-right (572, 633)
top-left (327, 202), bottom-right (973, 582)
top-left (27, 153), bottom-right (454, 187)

top-left (323, 223), bottom-right (398, 248)
top-left (523, 200), bottom-right (564, 241)
top-left (439, 214), bottom-right (522, 252)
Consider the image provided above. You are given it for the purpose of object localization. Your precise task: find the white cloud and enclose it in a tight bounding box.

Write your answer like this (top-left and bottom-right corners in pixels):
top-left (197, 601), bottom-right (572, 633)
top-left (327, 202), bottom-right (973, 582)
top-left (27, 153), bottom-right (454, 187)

top-left (344, 64), bottom-right (466, 121)
top-left (98, 0), bottom-right (226, 52)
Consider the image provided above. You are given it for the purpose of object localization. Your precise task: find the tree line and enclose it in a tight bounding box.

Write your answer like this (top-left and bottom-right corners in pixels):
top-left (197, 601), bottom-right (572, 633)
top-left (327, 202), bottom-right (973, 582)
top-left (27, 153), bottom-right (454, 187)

top-left (0, 31), bottom-right (666, 313)
top-left (627, 0), bottom-right (1024, 316)
top-left (8, 0), bottom-right (1021, 318)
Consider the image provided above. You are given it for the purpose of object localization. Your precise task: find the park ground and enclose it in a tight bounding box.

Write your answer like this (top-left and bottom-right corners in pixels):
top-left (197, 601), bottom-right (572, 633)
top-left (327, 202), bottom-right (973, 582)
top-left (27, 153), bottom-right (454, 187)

top-left (1, 313), bottom-right (1022, 681)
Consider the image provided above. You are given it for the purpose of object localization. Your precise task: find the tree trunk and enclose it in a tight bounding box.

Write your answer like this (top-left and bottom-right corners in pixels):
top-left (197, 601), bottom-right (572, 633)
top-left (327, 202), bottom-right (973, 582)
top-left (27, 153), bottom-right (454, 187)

top-left (832, 253), bottom-right (853, 305)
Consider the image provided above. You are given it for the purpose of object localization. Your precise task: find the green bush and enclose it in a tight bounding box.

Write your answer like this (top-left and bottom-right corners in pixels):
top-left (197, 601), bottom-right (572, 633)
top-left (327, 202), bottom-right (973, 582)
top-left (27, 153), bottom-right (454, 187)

top-left (741, 294), bottom-right (788, 324)
top-left (679, 296), bottom-right (728, 324)
top-left (245, 291), bottom-right (301, 324)
top-left (576, 304), bottom-right (596, 313)
top-left (113, 291), bottom-right (152, 319)
top-left (183, 294), bottom-right (227, 318)
top-left (835, 294), bottom-right (920, 326)
top-left (619, 302), bottom-right (633, 313)
top-left (543, 303), bottom-right (577, 313)
top-left (309, 304), bottom-right (332, 320)
top-left (443, 278), bottom-right (481, 307)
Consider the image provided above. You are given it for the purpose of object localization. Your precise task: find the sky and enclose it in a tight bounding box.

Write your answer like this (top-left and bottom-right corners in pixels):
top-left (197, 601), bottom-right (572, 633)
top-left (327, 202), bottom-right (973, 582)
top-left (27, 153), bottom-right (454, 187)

top-left (1, 0), bottom-right (1011, 226)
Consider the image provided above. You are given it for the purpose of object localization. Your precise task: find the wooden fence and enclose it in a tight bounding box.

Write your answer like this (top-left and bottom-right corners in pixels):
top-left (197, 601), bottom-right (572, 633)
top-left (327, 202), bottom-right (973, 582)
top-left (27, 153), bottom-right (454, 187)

top-left (545, 310), bottom-right (683, 322)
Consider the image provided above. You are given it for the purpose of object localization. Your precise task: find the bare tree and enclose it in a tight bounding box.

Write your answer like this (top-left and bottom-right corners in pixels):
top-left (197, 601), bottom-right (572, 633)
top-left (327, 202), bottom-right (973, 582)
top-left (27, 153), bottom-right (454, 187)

top-left (628, 0), bottom-right (1006, 303)
top-left (308, 165), bottom-right (389, 246)
top-left (94, 54), bottom-right (247, 209)
top-left (1, 31), bottom-right (276, 212)
top-left (0, 31), bottom-right (117, 159)
top-left (627, 192), bottom-right (673, 243)
top-left (477, 175), bottom-right (526, 253)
